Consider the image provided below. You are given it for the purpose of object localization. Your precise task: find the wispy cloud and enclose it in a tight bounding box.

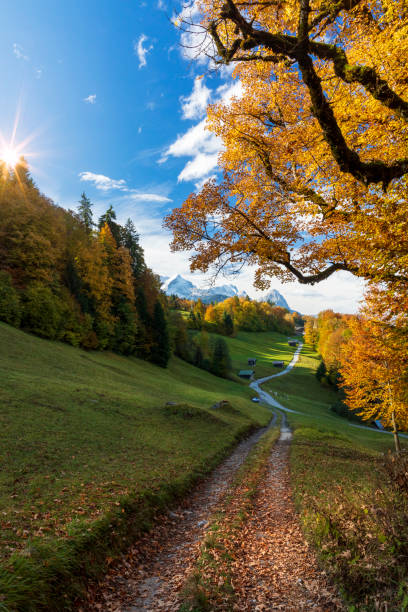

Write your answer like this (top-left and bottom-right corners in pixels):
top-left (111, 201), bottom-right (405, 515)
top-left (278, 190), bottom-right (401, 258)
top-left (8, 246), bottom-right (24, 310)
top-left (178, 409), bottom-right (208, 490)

top-left (83, 94), bottom-right (96, 104)
top-left (134, 34), bottom-right (153, 69)
top-left (13, 43), bottom-right (29, 61)
top-left (79, 171), bottom-right (172, 202)
top-left (79, 172), bottom-right (127, 191)
top-left (162, 81), bottom-right (243, 183)
top-left (35, 68), bottom-right (43, 79)
top-left (181, 77), bottom-right (211, 120)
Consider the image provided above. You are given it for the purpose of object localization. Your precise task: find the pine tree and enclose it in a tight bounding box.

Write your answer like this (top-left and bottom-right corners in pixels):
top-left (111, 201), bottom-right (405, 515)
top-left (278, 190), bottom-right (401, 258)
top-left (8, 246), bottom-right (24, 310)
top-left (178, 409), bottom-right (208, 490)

top-left (223, 311), bottom-right (234, 336)
top-left (150, 300), bottom-right (170, 368)
top-left (78, 192), bottom-right (94, 234)
top-left (98, 205), bottom-right (121, 245)
top-left (211, 337), bottom-right (231, 378)
top-left (121, 219), bottom-right (146, 278)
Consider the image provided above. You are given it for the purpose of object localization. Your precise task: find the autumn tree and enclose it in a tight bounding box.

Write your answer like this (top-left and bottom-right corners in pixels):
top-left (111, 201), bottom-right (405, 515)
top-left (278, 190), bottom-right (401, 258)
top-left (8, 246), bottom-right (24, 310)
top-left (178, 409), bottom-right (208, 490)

top-left (340, 313), bottom-right (408, 452)
top-left (167, 0), bottom-right (408, 292)
top-left (0, 160), bottom-right (164, 359)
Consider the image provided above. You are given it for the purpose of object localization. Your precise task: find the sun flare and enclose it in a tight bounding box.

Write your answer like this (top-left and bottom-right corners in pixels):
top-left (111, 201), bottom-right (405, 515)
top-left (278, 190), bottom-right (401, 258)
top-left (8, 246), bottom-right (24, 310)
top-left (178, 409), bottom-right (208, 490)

top-left (1, 146), bottom-right (20, 168)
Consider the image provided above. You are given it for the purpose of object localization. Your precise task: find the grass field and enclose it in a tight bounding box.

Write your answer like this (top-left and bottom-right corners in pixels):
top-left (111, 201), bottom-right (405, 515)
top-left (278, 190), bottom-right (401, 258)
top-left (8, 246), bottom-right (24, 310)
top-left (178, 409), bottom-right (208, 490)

top-left (213, 330), bottom-right (297, 380)
top-left (0, 323), bottom-right (296, 609)
top-left (264, 343), bottom-right (408, 609)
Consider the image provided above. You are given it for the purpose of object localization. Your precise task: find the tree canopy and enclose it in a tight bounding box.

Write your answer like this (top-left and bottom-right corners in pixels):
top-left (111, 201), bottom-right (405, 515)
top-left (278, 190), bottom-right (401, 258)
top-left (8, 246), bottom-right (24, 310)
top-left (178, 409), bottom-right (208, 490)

top-left (166, 0), bottom-right (408, 290)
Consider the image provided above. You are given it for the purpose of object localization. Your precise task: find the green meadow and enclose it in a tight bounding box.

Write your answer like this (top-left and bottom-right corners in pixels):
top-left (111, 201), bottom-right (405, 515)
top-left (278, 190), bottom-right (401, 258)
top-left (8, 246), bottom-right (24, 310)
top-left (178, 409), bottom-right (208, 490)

top-left (215, 330), bottom-right (297, 379)
top-left (0, 323), bottom-right (298, 610)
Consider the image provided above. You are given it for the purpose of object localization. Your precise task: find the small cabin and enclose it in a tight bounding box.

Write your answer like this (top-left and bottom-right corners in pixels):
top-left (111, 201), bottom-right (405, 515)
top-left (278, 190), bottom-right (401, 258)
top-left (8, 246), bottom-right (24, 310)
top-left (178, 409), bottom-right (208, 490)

top-left (238, 370), bottom-right (254, 380)
top-left (273, 360), bottom-right (284, 368)
top-left (288, 340), bottom-right (299, 347)
top-left (248, 358), bottom-right (257, 367)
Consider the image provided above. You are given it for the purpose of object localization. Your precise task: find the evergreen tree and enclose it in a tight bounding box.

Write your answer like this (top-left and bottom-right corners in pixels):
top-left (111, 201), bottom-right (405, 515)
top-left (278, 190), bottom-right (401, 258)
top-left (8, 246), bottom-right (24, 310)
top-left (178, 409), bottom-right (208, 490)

top-left (194, 344), bottom-right (204, 369)
top-left (121, 218), bottom-right (146, 278)
top-left (98, 205), bottom-right (121, 244)
top-left (223, 311), bottom-right (234, 336)
top-left (77, 192), bottom-right (94, 234)
top-left (211, 337), bottom-right (231, 378)
top-left (316, 360), bottom-right (327, 382)
top-left (135, 286), bottom-right (150, 357)
top-left (150, 300), bottom-right (170, 368)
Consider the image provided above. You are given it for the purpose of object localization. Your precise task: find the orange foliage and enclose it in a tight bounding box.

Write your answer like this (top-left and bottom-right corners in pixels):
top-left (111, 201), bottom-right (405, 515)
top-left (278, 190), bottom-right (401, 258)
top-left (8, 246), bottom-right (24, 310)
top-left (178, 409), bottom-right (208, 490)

top-left (167, 1), bottom-right (408, 291)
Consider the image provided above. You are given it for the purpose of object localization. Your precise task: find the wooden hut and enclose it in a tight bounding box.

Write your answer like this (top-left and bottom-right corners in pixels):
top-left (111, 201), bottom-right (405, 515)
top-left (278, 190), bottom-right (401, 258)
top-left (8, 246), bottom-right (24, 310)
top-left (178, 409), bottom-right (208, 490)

top-left (238, 370), bottom-right (254, 379)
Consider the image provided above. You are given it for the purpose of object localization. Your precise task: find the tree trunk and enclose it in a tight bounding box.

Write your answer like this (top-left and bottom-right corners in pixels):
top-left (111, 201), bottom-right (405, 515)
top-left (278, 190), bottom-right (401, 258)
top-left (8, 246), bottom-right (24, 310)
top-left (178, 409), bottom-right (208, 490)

top-left (391, 410), bottom-right (401, 454)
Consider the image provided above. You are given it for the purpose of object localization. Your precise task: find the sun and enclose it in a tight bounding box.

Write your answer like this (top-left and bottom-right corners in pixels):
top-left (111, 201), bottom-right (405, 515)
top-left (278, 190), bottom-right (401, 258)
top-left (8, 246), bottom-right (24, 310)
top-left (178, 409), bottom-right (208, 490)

top-left (1, 146), bottom-right (20, 168)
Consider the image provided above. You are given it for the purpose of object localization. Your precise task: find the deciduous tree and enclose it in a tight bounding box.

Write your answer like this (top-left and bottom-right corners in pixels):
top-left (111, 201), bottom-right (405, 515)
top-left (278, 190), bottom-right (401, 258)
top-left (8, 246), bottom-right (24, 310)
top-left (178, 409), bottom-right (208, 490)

top-left (167, 0), bottom-right (408, 291)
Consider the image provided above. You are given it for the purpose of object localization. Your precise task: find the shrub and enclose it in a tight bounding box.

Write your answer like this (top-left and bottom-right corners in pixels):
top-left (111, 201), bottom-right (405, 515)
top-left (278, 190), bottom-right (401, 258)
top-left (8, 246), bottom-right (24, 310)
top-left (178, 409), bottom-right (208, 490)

top-left (0, 271), bottom-right (21, 326)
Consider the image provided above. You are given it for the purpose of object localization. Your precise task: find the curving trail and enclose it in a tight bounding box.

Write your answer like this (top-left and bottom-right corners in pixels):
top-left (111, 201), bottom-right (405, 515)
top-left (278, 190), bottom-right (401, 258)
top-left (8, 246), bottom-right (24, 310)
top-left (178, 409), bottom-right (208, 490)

top-left (250, 343), bottom-right (303, 414)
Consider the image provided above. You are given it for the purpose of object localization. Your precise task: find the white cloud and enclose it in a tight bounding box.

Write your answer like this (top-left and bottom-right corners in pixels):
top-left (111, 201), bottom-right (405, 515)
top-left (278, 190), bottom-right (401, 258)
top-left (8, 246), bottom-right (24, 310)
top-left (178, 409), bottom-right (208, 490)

top-left (162, 80), bottom-right (243, 183)
top-left (128, 192), bottom-right (172, 203)
top-left (13, 43), bottom-right (29, 61)
top-left (78, 171), bottom-right (172, 202)
top-left (79, 172), bottom-right (127, 191)
top-left (83, 94), bottom-right (96, 104)
top-left (164, 119), bottom-right (221, 159)
top-left (181, 77), bottom-right (211, 120)
top-left (35, 68), bottom-right (43, 79)
top-left (135, 34), bottom-right (153, 69)
top-left (178, 152), bottom-right (219, 182)
top-left (157, 0), bottom-right (166, 9)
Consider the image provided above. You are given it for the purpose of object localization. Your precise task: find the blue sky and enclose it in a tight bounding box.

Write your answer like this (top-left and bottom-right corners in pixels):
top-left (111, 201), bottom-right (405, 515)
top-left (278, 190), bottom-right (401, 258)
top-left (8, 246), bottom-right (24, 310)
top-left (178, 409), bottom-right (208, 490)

top-left (0, 0), bottom-right (364, 314)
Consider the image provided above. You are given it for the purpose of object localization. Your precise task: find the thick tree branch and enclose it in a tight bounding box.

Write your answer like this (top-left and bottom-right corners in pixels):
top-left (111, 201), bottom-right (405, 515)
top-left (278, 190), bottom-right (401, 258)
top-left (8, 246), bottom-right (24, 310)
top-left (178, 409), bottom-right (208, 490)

top-left (209, 1), bottom-right (408, 187)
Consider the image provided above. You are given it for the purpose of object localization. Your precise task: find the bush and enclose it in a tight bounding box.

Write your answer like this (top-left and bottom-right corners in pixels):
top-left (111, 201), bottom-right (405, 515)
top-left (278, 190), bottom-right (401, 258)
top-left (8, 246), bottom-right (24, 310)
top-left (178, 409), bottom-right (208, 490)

top-left (0, 271), bottom-right (21, 326)
top-left (21, 284), bottom-right (63, 339)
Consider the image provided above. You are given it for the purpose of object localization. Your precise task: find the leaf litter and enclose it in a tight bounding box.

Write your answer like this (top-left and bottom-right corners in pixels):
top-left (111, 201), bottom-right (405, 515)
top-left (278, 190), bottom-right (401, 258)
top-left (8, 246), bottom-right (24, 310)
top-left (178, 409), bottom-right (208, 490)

top-left (81, 421), bottom-right (342, 611)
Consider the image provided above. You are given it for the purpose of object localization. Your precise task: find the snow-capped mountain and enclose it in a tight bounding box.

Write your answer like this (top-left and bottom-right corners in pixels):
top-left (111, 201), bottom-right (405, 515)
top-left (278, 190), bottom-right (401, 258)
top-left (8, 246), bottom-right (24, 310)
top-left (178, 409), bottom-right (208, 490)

top-left (260, 289), bottom-right (291, 311)
top-left (161, 274), bottom-right (241, 303)
top-left (162, 275), bottom-right (197, 299)
top-left (161, 275), bottom-right (290, 309)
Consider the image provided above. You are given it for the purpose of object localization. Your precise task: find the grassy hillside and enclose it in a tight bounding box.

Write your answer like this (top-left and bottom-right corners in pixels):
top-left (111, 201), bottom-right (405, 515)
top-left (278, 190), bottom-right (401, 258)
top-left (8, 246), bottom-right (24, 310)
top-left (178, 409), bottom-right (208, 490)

top-left (0, 323), bottom-right (297, 609)
top-left (208, 330), bottom-right (297, 379)
top-left (265, 343), bottom-right (408, 608)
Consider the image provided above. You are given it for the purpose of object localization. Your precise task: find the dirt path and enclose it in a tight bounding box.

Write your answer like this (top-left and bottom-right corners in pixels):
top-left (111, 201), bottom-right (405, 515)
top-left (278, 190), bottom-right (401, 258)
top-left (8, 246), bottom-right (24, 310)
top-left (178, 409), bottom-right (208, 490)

top-left (229, 418), bottom-right (343, 611)
top-left (82, 417), bottom-right (277, 612)
top-left (82, 343), bottom-right (341, 611)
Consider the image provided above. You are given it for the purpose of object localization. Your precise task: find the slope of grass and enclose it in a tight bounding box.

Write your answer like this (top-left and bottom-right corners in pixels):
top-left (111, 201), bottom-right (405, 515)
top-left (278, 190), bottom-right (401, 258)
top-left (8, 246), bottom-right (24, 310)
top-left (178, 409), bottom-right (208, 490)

top-left (214, 330), bottom-right (297, 380)
top-left (0, 322), bottom-right (277, 610)
top-left (264, 343), bottom-right (408, 608)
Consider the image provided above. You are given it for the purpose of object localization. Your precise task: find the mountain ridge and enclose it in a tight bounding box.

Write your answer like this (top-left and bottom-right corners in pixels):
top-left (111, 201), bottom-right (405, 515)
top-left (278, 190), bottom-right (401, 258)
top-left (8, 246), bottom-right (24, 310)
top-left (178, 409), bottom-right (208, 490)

top-left (160, 274), bottom-right (291, 310)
